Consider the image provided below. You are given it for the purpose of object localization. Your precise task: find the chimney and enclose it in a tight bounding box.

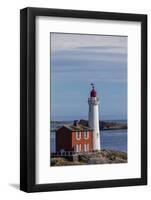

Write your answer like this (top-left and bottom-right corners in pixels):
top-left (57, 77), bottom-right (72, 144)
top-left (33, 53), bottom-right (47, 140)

top-left (73, 120), bottom-right (78, 126)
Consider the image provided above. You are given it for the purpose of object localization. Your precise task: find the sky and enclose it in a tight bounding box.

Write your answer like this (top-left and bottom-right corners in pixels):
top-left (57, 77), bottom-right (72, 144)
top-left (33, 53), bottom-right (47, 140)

top-left (50, 33), bottom-right (127, 121)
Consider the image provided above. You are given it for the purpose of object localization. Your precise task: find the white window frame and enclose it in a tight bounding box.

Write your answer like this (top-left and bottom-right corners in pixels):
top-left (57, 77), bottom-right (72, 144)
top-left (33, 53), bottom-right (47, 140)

top-left (84, 144), bottom-right (86, 152)
top-left (76, 131), bottom-right (81, 140)
top-left (86, 144), bottom-right (89, 151)
top-left (75, 144), bottom-right (81, 152)
top-left (84, 131), bottom-right (89, 139)
top-left (84, 143), bottom-right (89, 152)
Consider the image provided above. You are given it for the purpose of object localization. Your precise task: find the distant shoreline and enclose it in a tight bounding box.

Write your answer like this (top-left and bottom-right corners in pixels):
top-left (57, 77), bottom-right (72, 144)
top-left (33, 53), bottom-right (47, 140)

top-left (51, 119), bottom-right (127, 131)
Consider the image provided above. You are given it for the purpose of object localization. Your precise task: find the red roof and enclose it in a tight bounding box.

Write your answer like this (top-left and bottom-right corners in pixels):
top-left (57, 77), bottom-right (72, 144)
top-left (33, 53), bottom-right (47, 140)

top-left (56, 124), bottom-right (93, 132)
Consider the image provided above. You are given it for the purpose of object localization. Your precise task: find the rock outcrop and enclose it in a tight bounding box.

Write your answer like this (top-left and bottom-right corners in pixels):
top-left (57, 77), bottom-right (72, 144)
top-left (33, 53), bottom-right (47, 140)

top-left (79, 119), bottom-right (127, 130)
top-left (51, 150), bottom-right (127, 166)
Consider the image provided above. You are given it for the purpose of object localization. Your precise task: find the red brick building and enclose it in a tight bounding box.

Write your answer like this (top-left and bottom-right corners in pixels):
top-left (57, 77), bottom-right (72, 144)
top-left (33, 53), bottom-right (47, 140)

top-left (56, 121), bottom-right (93, 153)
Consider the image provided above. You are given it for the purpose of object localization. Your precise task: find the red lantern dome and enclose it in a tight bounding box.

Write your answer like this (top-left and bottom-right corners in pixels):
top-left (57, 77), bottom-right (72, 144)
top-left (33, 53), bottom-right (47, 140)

top-left (90, 83), bottom-right (97, 97)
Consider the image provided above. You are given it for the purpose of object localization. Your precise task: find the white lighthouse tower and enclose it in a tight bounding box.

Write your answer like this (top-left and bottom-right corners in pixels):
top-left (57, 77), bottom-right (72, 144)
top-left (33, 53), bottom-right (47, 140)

top-left (88, 83), bottom-right (101, 151)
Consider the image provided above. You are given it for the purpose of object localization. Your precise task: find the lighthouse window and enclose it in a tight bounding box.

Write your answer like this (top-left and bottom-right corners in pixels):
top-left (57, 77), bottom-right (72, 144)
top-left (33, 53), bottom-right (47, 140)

top-left (84, 131), bottom-right (89, 139)
top-left (76, 132), bottom-right (81, 140)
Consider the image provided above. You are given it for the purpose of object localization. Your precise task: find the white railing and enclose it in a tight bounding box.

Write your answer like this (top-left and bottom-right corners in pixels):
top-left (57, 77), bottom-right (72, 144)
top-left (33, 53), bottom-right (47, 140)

top-left (88, 97), bottom-right (99, 105)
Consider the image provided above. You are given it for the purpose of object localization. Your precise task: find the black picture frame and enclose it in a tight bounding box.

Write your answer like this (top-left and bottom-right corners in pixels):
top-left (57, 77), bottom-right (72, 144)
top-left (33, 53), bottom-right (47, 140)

top-left (20, 7), bottom-right (147, 192)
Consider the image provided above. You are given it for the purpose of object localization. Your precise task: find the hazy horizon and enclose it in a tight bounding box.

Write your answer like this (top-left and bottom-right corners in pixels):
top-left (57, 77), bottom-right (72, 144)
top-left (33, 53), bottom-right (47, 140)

top-left (50, 115), bottom-right (127, 121)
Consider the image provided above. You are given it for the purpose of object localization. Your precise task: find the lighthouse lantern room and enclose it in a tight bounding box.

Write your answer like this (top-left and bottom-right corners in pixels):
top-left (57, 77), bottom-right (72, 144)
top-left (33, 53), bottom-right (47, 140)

top-left (88, 83), bottom-right (101, 151)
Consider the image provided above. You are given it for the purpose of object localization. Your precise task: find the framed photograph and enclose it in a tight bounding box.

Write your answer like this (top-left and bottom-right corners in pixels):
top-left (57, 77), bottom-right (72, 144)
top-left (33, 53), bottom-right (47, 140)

top-left (20, 7), bottom-right (147, 192)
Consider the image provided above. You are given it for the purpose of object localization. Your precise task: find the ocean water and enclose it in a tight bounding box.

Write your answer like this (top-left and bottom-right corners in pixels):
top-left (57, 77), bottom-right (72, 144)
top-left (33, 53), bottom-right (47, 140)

top-left (100, 129), bottom-right (127, 153)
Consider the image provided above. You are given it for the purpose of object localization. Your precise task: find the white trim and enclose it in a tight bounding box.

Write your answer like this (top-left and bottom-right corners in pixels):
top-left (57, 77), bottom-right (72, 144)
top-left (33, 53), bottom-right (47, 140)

top-left (76, 144), bottom-right (81, 152)
top-left (84, 131), bottom-right (89, 140)
top-left (76, 131), bottom-right (81, 140)
top-left (84, 144), bottom-right (89, 152)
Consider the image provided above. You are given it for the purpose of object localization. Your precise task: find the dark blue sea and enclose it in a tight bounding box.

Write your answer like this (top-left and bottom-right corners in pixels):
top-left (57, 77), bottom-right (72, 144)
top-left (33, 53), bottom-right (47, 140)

top-left (50, 121), bottom-right (127, 153)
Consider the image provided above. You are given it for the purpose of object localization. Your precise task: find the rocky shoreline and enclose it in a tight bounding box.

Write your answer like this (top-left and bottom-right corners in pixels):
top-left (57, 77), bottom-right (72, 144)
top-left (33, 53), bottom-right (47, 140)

top-left (51, 150), bottom-right (127, 166)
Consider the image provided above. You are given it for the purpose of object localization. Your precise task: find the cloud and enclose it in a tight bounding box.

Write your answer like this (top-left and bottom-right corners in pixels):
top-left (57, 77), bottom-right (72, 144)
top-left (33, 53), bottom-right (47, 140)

top-left (50, 33), bottom-right (127, 120)
top-left (51, 33), bottom-right (127, 52)
top-left (51, 50), bottom-right (127, 83)
top-left (50, 33), bottom-right (127, 83)
top-left (52, 50), bottom-right (127, 65)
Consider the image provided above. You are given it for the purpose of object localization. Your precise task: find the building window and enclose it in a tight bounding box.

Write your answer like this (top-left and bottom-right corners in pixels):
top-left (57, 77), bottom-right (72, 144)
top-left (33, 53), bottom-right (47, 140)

top-left (75, 144), bottom-right (81, 152)
top-left (84, 131), bottom-right (89, 139)
top-left (76, 132), bottom-right (81, 140)
top-left (84, 144), bottom-right (89, 152)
